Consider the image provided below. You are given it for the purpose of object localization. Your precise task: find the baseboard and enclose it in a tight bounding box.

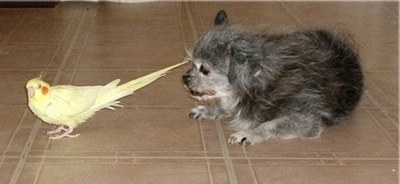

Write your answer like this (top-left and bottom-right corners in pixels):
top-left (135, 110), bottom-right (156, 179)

top-left (60, 0), bottom-right (155, 3)
top-left (0, 1), bottom-right (59, 8)
top-left (0, 0), bottom-right (154, 8)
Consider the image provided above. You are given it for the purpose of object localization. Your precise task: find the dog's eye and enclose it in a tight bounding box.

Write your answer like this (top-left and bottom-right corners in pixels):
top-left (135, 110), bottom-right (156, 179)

top-left (199, 65), bottom-right (210, 75)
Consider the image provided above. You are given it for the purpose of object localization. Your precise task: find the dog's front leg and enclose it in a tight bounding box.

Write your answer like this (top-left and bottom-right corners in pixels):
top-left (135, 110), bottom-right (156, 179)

top-left (189, 105), bottom-right (227, 120)
top-left (229, 115), bottom-right (323, 146)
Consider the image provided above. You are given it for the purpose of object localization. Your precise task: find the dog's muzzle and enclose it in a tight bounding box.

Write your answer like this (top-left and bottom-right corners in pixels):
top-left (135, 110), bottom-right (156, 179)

top-left (182, 74), bottom-right (205, 96)
top-left (182, 74), bottom-right (191, 85)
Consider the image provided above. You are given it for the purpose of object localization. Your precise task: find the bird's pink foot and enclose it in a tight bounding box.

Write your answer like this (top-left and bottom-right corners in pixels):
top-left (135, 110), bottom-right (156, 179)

top-left (48, 127), bottom-right (80, 139)
top-left (47, 126), bottom-right (68, 135)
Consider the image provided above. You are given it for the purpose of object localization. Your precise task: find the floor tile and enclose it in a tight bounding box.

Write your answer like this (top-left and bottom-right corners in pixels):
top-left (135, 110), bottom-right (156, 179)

top-left (0, 1), bottom-right (397, 184)
top-left (35, 164), bottom-right (211, 184)
top-left (253, 165), bottom-right (398, 184)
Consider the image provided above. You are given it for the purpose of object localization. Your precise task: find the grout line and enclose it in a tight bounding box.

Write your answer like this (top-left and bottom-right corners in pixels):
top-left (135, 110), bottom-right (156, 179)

top-left (1, 41), bottom-right (187, 45)
top-left (363, 106), bottom-right (398, 130)
top-left (33, 6), bottom-right (93, 184)
top-left (332, 152), bottom-right (344, 165)
top-left (23, 149), bottom-right (399, 163)
top-left (45, 14), bottom-right (86, 74)
top-left (215, 121), bottom-right (238, 184)
top-left (176, 1), bottom-right (189, 50)
top-left (245, 148), bottom-right (259, 184)
top-left (133, 152), bottom-right (137, 164)
top-left (42, 9), bottom-right (85, 78)
top-left (315, 152), bottom-right (325, 165)
top-left (185, 5), bottom-right (213, 182)
top-left (193, 1), bottom-right (206, 31)
top-left (197, 120), bottom-right (214, 184)
top-left (365, 107), bottom-right (398, 147)
top-left (182, 2), bottom-right (238, 183)
top-left (333, 153), bottom-right (344, 165)
top-left (33, 137), bottom-right (51, 184)
top-left (0, 68), bottom-right (189, 72)
top-left (180, 3), bottom-right (216, 183)
top-left (364, 87), bottom-right (398, 128)
top-left (365, 77), bottom-right (397, 108)
top-left (0, 109), bottom-right (28, 164)
top-left (184, 1), bottom-right (199, 43)
top-left (2, 13), bottom-right (25, 44)
top-left (376, 2), bottom-right (399, 19)
top-left (24, 154), bottom-right (399, 161)
top-left (52, 15), bottom-right (87, 85)
top-left (69, 5), bottom-right (99, 84)
top-left (279, 1), bottom-right (306, 27)
top-left (8, 6), bottom-right (84, 183)
top-left (0, 105), bottom-right (192, 109)
top-left (9, 119), bottom-right (42, 184)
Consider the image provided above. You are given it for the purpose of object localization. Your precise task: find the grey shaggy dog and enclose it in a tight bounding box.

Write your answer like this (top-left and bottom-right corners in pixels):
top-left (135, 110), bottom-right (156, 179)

top-left (182, 10), bottom-right (364, 146)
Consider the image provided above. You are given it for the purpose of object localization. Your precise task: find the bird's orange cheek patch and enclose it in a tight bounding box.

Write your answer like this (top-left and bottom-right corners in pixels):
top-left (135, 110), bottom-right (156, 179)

top-left (41, 86), bottom-right (49, 95)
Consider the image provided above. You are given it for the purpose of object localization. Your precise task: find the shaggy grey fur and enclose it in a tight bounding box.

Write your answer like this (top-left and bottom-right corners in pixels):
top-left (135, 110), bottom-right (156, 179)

top-left (182, 10), bottom-right (364, 146)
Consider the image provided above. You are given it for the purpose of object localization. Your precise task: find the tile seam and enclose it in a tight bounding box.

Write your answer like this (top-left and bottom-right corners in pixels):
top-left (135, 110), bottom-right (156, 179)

top-left (69, 5), bottom-right (99, 84)
top-left (279, 1), bottom-right (306, 26)
top-left (182, 2), bottom-right (215, 183)
top-left (197, 121), bottom-right (214, 184)
top-left (23, 155), bottom-right (398, 160)
top-left (185, 2), bottom-right (239, 182)
top-left (215, 120), bottom-right (239, 184)
top-left (8, 120), bottom-right (42, 184)
top-left (33, 6), bottom-right (93, 184)
top-left (2, 13), bottom-right (25, 44)
top-left (8, 6), bottom-right (85, 184)
top-left (244, 147), bottom-right (259, 184)
top-left (364, 87), bottom-right (398, 128)
top-left (0, 110), bottom-right (28, 164)
top-left (176, 1), bottom-right (189, 50)
top-left (365, 77), bottom-right (397, 108)
top-left (365, 108), bottom-right (399, 147)
top-left (183, 1), bottom-right (199, 44)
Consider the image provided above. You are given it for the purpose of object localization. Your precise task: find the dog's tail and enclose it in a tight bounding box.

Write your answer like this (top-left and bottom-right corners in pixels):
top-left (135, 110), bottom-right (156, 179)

top-left (314, 30), bottom-right (364, 125)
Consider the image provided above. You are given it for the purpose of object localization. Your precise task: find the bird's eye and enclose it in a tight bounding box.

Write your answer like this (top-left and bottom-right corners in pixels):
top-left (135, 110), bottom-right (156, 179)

top-left (199, 65), bottom-right (209, 75)
top-left (38, 84), bottom-right (42, 88)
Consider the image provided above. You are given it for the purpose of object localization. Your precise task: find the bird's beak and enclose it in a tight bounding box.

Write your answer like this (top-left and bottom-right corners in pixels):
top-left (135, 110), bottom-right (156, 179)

top-left (27, 87), bottom-right (35, 98)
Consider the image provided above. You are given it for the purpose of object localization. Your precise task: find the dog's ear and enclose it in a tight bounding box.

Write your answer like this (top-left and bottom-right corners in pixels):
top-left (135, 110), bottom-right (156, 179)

top-left (227, 40), bottom-right (258, 93)
top-left (215, 10), bottom-right (229, 25)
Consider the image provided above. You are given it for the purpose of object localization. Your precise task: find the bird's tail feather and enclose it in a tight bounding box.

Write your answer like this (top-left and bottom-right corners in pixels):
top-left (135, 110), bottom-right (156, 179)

top-left (118, 61), bottom-right (188, 92)
top-left (93, 61), bottom-right (187, 111)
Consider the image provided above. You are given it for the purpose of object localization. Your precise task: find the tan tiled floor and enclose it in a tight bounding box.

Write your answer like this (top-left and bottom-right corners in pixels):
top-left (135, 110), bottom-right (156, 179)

top-left (0, 1), bottom-right (398, 184)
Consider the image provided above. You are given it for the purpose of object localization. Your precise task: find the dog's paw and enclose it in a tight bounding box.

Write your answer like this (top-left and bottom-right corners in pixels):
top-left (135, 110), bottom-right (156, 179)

top-left (228, 131), bottom-right (264, 146)
top-left (189, 106), bottom-right (220, 120)
top-left (189, 106), bottom-right (207, 119)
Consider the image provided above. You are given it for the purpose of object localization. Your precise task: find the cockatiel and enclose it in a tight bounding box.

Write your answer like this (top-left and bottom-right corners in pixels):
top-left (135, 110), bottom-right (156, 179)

top-left (26, 61), bottom-right (187, 139)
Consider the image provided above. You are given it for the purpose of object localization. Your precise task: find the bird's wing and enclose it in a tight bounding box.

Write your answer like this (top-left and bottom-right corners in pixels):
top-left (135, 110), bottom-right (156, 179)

top-left (44, 85), bottom-right (102, 121)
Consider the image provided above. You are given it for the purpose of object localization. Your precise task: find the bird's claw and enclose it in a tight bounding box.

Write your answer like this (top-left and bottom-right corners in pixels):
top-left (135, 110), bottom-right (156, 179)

top-left (47, 126), bottom-right (79, 139)
top-left (47, 126), bottom-right (68, 135)
top-left (49, 133), bottom-right (80, 140)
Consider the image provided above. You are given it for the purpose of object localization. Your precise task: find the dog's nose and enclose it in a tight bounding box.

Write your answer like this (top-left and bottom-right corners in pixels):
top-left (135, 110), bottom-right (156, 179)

top-left (182, 74), bottom-right (191, 84)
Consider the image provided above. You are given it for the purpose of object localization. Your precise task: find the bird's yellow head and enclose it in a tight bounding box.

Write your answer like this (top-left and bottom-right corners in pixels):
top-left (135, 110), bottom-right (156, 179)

top-left (26, 78), bottom-right (51, 99)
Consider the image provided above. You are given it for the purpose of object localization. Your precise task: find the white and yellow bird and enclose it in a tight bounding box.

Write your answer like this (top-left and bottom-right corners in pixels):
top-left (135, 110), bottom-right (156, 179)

top-left (26, 61), bottom-right (187, 139)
